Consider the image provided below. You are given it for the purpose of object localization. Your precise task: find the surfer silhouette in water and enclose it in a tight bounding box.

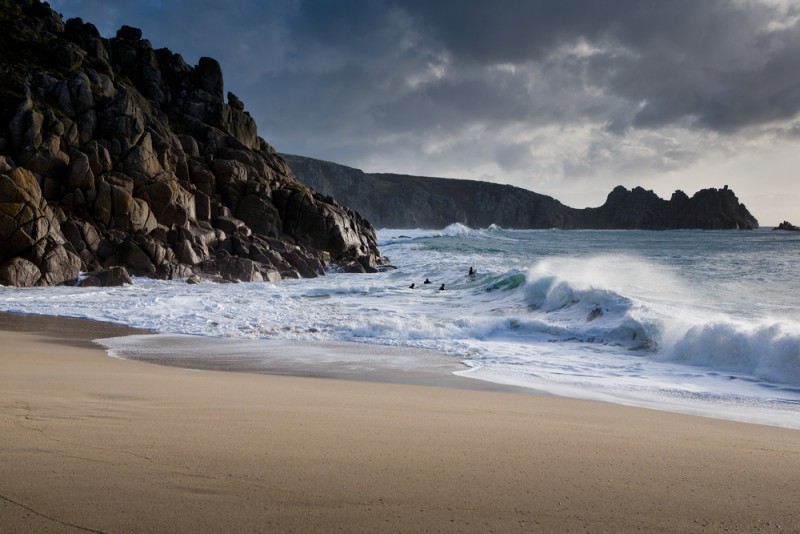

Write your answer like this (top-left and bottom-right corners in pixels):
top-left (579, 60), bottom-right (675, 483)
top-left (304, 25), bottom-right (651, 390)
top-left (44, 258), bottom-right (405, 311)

top-left (439, 284), bottom-right (445, 291)
top-left (409, 283), bottom-right (415, 289)
top-left (468, 266), bottom-right (475, 276)
top-left (424, 278), bottom-right (432, 284)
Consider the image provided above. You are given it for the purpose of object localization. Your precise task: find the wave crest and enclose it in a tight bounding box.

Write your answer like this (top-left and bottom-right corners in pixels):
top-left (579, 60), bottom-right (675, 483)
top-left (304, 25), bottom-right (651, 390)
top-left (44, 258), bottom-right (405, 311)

top-left (662, 321), bottom-right (800, 384)
top-left (377, 224), bottom-right (508, 245)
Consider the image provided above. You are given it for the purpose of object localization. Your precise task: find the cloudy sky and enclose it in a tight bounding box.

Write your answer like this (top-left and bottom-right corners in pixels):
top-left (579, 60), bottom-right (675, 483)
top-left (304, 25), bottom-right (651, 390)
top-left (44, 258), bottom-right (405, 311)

top-left (50, 0), bottom-right (800, 225)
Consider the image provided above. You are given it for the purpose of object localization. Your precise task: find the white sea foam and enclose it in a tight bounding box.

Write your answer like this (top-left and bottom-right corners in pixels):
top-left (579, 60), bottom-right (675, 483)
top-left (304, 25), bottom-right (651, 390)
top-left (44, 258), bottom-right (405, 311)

top-left (2, 226), bottom-right (799, 428)
top-left (660, 320), bottom-right (800, 383)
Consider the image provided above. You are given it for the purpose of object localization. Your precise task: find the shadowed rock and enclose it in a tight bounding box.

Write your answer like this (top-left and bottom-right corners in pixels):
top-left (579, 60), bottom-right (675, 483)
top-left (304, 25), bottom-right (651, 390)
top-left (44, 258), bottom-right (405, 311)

top-left (284, 155), bottom-right (759, 230)
top-left (0, 0), bottom-right (385, 286)
top-left (0, 257), bottom-right (41, 287)
top-left (79, 266), bottom-right (132, 286)
top-left (774, 221), bottom-right (799, 231)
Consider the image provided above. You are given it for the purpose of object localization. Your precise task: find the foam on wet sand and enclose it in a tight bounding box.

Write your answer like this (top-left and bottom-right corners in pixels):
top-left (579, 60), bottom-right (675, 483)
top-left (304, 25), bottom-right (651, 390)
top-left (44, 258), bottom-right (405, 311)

top-left (1, 312), bottom-right (799, 532)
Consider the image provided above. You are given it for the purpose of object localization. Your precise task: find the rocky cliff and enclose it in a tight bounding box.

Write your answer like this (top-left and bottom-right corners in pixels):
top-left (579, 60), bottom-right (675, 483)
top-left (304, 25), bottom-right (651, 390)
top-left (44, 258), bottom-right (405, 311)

top-left (281, 155), bottom-right (576, 229)
top-left (573, 185), bottom-right (758, 230)
top-left (0, 0), bottom-right (385, 287)
top-left (284, 155), bottom-right (759, 230)
top-left (775, 221), bottom-right (799, 231)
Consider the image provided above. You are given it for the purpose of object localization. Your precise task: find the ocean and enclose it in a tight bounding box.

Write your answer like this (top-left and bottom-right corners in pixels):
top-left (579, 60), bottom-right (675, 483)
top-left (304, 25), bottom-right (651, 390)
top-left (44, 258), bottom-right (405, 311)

top-left (2, 225), bottom-right (800, 428)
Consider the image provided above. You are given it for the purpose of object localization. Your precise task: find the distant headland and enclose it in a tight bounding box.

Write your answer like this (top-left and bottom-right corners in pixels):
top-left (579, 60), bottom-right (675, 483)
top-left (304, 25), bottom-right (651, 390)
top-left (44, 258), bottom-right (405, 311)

top-left (775, 221), bottom-right (799, 231)
top-left (282, 155), bottom-right (759, 231)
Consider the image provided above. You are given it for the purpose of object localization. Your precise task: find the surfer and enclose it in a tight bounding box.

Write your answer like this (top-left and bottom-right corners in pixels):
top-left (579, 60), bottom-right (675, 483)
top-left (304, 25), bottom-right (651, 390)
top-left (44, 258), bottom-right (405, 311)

top-left (409, 283), bottom-right (415, 289)
top-left (439, 283), bottom-right (445, 291)
top-left (468, 266), bottom-right (475, 276)
top-left (423, 278), bottom-right (432, 284)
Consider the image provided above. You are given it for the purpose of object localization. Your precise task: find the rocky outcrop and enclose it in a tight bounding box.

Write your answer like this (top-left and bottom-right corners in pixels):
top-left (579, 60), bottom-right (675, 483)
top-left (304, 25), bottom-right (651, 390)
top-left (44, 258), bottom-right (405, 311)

top-left (284, 155), bottom-right (759, 230)
top-left (282, 155), bottom-right (576, 229)
top-left (774, 221), bottom-right (799, 231)
top-left (574, 185), bottom-right (759, 230)
top-left (0, 164), bottom-right (81, 286)
top-left (78, 266), bottom-right (132, 286)
top-left (0, 1), bottom-right (384, 286)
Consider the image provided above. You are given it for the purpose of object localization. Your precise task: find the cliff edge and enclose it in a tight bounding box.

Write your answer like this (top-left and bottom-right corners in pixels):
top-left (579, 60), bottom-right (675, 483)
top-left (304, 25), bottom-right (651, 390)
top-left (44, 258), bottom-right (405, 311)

top-left (0, 0), bottom-right (385, 287)
top-left (284, 155), bottom-right (759, 230)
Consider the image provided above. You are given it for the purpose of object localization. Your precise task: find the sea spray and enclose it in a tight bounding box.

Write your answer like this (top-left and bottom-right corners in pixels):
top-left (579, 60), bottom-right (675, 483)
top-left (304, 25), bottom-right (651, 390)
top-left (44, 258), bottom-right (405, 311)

top-left (661, 320), bottom-right (800, 384)
top-left (2, 226), bottom-right (799, 427)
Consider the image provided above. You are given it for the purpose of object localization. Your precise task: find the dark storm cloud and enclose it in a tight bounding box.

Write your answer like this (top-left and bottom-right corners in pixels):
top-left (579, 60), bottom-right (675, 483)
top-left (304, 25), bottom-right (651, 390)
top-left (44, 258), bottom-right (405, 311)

top-left (268, 0), bottom-right (800, 146)
top-left (387, 0), bottom-right (800, 133)
top-left (50, 0), bottom-right (800, 156)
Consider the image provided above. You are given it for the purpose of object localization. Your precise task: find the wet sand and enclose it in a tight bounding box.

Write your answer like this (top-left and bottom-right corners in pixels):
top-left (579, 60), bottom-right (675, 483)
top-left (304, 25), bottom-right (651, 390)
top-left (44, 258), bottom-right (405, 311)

top-left (1, 312), bottom-right (799, 533)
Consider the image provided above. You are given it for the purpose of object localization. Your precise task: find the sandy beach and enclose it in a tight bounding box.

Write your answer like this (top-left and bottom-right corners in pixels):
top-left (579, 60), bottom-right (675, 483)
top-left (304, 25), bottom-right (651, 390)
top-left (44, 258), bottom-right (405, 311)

top-left (1, 313), bottom-right (799, 533)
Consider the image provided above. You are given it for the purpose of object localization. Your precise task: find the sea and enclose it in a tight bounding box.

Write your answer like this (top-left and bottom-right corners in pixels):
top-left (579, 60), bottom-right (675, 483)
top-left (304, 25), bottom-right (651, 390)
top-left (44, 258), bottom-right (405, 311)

top-left (2, 224), bottom-right (800, 428)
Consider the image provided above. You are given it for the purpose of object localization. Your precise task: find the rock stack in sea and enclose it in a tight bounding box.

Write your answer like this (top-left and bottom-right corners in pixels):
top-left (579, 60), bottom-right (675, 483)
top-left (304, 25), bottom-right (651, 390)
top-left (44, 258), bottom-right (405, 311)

top-left (774, 221), bottom-right (799, 231)
top-left (284, 156), bottom-right (759, 230)
top-left (575, 185), bottom-right (759, 230)
top-left (0, 0), bottom-right (385, 287)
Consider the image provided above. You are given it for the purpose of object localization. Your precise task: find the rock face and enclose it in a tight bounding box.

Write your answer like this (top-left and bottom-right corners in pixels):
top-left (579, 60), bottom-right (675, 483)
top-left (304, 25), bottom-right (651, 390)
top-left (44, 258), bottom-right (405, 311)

top-left (574, 185), bottom-right (759, 230)
top-left (282, 155), bottom-right (576, 229)
top-left (774, 221), bottom-right (799, 231)
top-left (284, 155), bottom-right (759, 230)
top-left (0, 1), bottom-right (384, 286)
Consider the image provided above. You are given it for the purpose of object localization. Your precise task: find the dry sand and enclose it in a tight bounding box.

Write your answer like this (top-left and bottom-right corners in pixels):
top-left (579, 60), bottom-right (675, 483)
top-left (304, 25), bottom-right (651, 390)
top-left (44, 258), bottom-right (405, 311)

top-left (1, 313), bottom-right (799, 533)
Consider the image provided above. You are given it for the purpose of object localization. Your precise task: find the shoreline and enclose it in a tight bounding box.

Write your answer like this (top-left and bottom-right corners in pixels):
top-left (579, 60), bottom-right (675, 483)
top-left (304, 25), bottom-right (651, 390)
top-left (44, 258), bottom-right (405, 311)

top-left (0, 311), bottom-right (536, 393)
top-left (97, 332), bottom-right (534, 392)
top-left (6, 311), bottom-right (799, 430)
top-left (2, 312), bottom-right (800, 532)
